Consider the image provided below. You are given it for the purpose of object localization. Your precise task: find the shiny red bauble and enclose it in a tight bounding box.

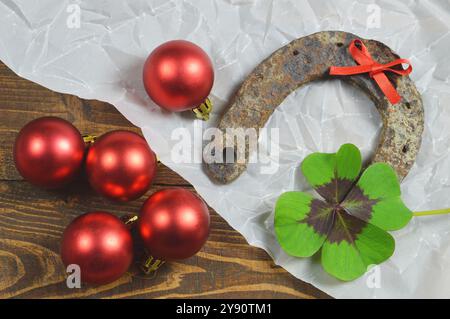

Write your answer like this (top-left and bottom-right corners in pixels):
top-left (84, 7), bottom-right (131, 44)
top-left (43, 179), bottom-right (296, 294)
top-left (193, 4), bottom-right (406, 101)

top-left (143, 40), bottom-right (214, 112)
top-left (60, 211), bottom-right (133, 285)
top-left (138, 188), bottom-right (210, 260)
top-left (85, 130), bottom-right (157, 202)
top-left (14, 117), bottom-right (85, 188)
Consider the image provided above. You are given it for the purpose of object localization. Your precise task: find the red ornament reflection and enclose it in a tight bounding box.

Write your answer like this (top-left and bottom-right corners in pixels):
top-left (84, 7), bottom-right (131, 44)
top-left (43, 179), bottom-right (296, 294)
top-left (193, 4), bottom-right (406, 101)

top-left (60, 211), bottom-right (133, 285)
top-left (143, 40), bottom-right (214, 112)
top-left (14, 117), bottom-right (85, 188)
top-left (138, 188), bottom-right (210, 261)
top-left (85, 130), bottom-right (157, 202)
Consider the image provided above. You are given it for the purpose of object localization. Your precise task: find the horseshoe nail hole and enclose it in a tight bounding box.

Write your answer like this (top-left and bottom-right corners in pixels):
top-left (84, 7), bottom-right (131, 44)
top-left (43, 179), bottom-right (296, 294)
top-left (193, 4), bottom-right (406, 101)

top-left (405, 102), bottom-right (411, 109)
top-left (336, 42), bottom-right (343, 47)
top-left (402, 145), bottom-right (409, 153)
top-left (292, 49), bottom-right (299, 56)
top-left (223, 147), bottom-right (237, 163)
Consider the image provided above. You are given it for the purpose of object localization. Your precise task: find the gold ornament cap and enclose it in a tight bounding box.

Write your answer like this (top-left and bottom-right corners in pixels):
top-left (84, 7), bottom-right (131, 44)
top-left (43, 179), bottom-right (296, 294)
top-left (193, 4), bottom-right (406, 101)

top-left (192, 97), bottom-right (213, 121)
top-left (142, 255), bottom-right (165, 275)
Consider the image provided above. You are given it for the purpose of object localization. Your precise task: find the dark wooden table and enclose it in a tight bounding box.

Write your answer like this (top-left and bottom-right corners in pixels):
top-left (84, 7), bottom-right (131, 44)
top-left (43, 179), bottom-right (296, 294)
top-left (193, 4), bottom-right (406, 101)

top-left (0, 61), bottom-right (329, 299)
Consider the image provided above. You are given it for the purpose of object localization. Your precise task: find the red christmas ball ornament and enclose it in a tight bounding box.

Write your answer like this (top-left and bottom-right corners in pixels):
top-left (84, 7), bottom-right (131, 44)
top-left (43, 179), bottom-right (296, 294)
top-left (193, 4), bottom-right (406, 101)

top-left (138, 188), bottom-right (210, 261)
top-left (85, 130), bottom-right (157, 202)
top-left (14, 117), bottom-right (85, 188)
top-left (143, 40), bottom-right (214, 116)
top-left (60, 211), bottom-right (133, 285)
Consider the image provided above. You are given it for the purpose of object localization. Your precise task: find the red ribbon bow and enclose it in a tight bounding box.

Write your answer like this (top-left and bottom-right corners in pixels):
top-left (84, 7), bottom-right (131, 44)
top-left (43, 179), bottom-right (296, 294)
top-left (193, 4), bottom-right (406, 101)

top-left (329, 39), bottom-right (412, 105)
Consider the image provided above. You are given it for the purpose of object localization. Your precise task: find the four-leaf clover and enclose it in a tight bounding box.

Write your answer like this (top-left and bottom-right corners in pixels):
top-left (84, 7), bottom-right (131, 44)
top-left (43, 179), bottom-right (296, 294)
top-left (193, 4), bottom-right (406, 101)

top-left (274, 143), bottom-right (413, 281)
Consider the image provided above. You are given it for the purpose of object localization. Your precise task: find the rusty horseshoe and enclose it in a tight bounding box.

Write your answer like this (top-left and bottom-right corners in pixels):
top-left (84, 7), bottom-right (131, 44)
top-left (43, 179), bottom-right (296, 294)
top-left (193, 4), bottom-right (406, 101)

top-left (204, 31), bottom-right (424, 184)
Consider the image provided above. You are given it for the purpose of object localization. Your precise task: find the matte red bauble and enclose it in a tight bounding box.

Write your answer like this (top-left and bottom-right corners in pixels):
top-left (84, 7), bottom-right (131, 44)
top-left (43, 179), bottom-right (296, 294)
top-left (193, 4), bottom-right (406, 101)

top-left (138, 188), bottom-right (210, 261)
top-left (14, 117), bottom-right (85, 188)
top-left (143, 40), bottom-right (214, 112)
top-left (85, 130), bottom-right (157, 202)
top-left (61, 211), bottom-right (133, 285)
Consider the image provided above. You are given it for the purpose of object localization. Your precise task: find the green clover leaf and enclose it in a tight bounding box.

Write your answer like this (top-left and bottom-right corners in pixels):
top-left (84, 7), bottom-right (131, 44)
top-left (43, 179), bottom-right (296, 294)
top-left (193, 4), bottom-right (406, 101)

top-left (274, 143), bottom-right (412, 281)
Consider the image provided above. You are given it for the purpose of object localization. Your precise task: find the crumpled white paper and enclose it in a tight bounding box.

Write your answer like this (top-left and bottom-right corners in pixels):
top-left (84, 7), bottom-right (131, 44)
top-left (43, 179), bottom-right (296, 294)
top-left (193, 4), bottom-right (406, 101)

top-left (1, 0), bottom-right (449, 298)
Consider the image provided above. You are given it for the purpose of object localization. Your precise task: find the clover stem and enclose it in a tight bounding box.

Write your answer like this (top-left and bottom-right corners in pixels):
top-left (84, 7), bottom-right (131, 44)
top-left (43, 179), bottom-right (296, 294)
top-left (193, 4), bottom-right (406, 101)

top-left (413, 208), bottom-right (450, 217)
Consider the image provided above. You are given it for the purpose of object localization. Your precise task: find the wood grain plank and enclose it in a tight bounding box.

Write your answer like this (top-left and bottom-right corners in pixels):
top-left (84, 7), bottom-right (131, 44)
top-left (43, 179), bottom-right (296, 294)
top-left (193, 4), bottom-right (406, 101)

top-left (0, 181), bottom-right (329, 299)
top-left (0, 61), bottom-right (330, 299)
